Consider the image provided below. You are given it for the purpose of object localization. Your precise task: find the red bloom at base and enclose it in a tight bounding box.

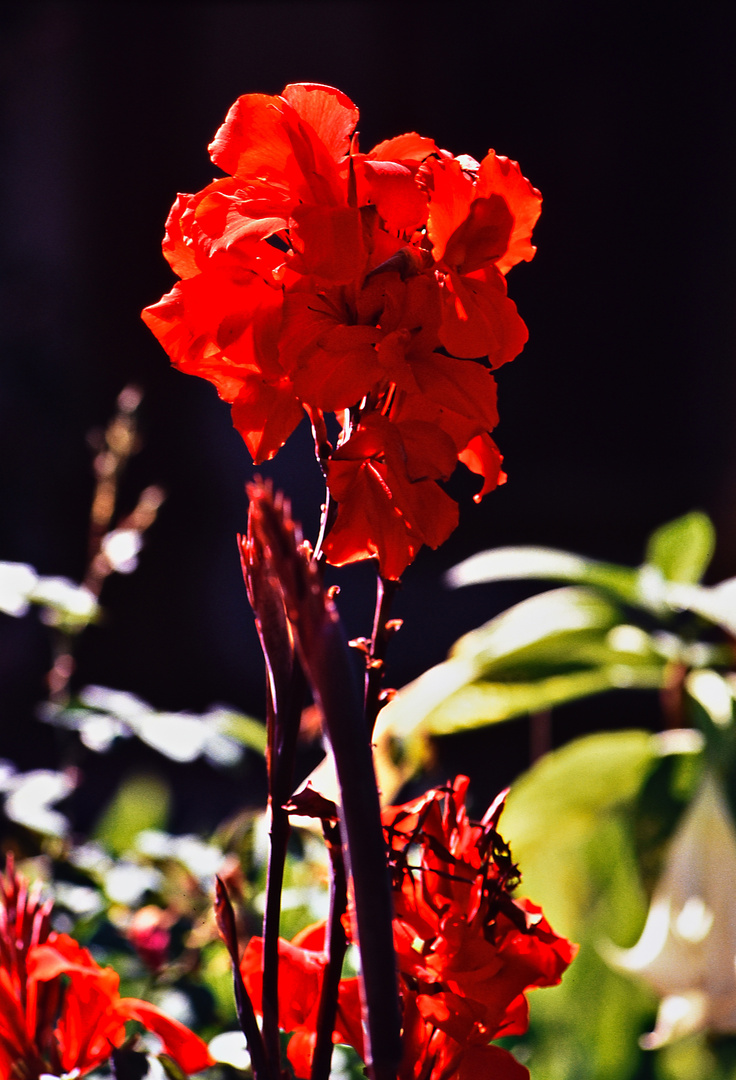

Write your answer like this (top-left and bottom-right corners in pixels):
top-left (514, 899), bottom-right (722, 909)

top-left (143, 84), bottom-right (541, 578)
top-left (0, 857), bottom-right (212, 1079)
top-left (239, 778), bottom-right (575, 1080)
top-left (384, 777), bottom-right (576, 1080)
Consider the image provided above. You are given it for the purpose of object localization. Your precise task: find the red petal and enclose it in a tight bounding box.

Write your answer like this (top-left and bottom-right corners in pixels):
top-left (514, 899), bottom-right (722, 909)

top-left (440, 268), bottom-right (528, 365)
top-left (358, 160), bottom-right (428, 235)
top-left (280, 291), bottom-right (383, 412)
top-left (289, 204), bottom-right (366, 284)
top-left (458, 433), bottom-right (507, 502)
top-left (121, 998), bottom-right (214, 1073)
top-left (441, 194), bottom-right (514, 276)
top-left (231, 376), bottom-right (304, 463)
top-left (455, 1043), bottom-right (529, 1080)
top-left (426, 158), bottom-right (475, 264)
top-left (367, 132), bottom-right (440, 163)
top-left (208, 93), bottom-right (295, 185)
top-left (477, 150), bottom-right (542, 274)
top-left (281, 83), bottom-right (359, 160)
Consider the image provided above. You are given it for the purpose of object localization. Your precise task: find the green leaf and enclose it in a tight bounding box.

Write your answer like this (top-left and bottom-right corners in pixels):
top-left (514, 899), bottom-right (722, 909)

top-left (423, 663), bottom-right (666, 735)
top-left (499, 731), bottom-right (666, 1080)
top-left (157, 1054), bottom-right (190, 1080)
top-left (645, 511), bottom-right (715, 584)
top-left (633, 737), bottom-right (704, 896)
top-left (376, 589), bottom-right (666, 745)
top-left (94, 773), bottom-right (171, 855)
top-left (450, 586), bottom-right (623, 670)
top-left (501, 730), bottom-right (656, 936)
top-left (447, 545), bottom-right (640, 605)
top-left (217, 710), bottom-right (267, 755)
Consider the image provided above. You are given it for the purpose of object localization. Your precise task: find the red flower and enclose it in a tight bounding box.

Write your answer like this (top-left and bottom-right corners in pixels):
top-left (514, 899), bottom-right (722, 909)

top-left (0, 858), bottom-right (212, 1079)
top-left (240, 921), bottom-right (364, 1079)
top-left (237, 781), bottom-right (575, 1080)
top-left (143, 83), bottom-right (540, 577)
top-left (383, 778), bottom-right (576, 1080)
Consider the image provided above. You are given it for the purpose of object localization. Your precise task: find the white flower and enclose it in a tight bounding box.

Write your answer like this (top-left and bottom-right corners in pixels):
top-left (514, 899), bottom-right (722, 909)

top-left (606, 770), bottom-right (736, 1047)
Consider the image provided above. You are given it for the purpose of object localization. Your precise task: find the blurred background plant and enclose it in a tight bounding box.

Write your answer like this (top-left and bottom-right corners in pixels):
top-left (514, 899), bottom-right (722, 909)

top-left (4, 400), bottom-right (736, 1079)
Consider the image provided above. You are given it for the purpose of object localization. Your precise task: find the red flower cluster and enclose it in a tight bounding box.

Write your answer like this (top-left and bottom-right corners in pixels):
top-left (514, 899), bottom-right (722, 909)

top-left (240, 778), bottom-right (575, 1080)
top-left (0, 857), bottom-right (212, 1079)
top-left (143, 84), bottom-right (541, 578)
top-left (384, 777), bottom-right (576, 1080)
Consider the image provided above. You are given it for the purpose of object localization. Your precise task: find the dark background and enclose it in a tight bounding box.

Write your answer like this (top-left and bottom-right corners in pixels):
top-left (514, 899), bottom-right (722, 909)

top-left (1, 1), bottom-right (735, 821)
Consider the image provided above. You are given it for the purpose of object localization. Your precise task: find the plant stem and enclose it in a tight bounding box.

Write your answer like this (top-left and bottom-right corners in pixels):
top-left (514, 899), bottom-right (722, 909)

top-left (310, 819), bottom-right (348, 1080)
top-left (365, 577), bottom-right (399, 737)
top-left (215, 877), bottom-right (271, 1080)
top-left (247, 487), bottom-right (402, 1079)
top-left (262, 662), bottom-right (304, 1075)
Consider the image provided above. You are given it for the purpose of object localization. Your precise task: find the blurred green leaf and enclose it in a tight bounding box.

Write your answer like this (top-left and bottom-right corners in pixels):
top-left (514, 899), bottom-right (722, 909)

top-left (645, 512), bottom-right (715, 584)
top-left (423, 662), bottom-right (666, 735)
top-left (217, 710), bottom-right (267, 755)
top-left (448, 545), bottom-right (640, 605)
top-left (500, 731), bottom-right (663, 1080)
top-left (633, 739), bottom-right (704, 897)
top-left (94, 773), bottom-right (171, 855)
top-left (375, 591), bottom-right (667, 780)
top-left (501, 730), bottom-right (655, 936)
top-left (451, 586), bottom-right (623, 670)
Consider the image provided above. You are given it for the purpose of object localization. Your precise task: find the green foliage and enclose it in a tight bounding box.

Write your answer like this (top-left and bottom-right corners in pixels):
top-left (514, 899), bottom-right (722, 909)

top-left (376, 512), bottom-right (734, 799)
top-left (217, 710), bottom-right (267, 755)
top-left (446, 544), bottom-right (641, 605)
top-left (94, 773), bottom-right (171, 855)
top-left (645, 512), bottom-right (715, 585)
top-left (499, 730), bottom-right (704, 1080)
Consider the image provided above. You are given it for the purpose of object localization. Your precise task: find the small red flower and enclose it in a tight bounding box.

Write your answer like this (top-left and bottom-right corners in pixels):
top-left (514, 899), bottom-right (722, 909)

top-left (240, 921), bottom-right (364, 1079)
top-left (0, 858), bottom-right (212, 1079)
top-left (383, 778), bottom-right (576, 1080)
top-left (143, 83), bottom-right (540, 577)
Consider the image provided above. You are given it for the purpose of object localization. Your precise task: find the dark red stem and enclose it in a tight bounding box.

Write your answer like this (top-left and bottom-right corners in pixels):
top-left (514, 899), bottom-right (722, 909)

top-left (310, 819), bottom-right (349, 1080)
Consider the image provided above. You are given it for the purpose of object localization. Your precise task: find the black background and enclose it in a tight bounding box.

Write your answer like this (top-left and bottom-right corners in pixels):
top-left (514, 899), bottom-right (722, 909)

top-left (1, 1), bottom-right (735, 822)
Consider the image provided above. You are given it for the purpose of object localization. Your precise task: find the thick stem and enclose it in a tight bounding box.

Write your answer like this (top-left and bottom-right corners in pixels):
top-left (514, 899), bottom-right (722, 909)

top-left (364, 577), bottom-right (399, 737)
top-left (310, 819), bottom-right (349, 1080)
top-left (246, 487), bottom-right (402, 1079)
top-left (310, 617), bottom-right (402, 1078)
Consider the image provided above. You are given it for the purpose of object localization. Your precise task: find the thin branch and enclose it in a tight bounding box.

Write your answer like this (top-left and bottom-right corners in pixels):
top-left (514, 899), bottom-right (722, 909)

top-left (310, 818), bottom-right (348, 1080)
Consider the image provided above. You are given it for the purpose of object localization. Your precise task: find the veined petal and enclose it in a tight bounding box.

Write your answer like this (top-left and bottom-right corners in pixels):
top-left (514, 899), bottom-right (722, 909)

top-left (281, 82), bottom-right (359, 160)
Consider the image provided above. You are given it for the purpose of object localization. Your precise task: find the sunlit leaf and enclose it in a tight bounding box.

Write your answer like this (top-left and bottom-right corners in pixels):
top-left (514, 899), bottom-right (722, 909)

top-left (373, 590), bottom-right (670, 799)
top-left (450, 586), bottom-right (622, 669)
top-left (422, 663), bottom-right (666, 736)
top-left (645, 511), bottom-right (715, 585)
top-left (447, 545), bottom-right (640, 605)
top-left (501, 730), bottom-right (656, 936)
top-left (498, 731), bottom-right (675, 1080)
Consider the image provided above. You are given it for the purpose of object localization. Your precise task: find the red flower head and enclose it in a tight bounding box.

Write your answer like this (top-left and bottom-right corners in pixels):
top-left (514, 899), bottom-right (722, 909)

top-left (382, 777), bottom-right (577, 1080)
top-left (0, 857), bottom-right (212, 1079)
top-left (144, 84), bottom-right (540, 578)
